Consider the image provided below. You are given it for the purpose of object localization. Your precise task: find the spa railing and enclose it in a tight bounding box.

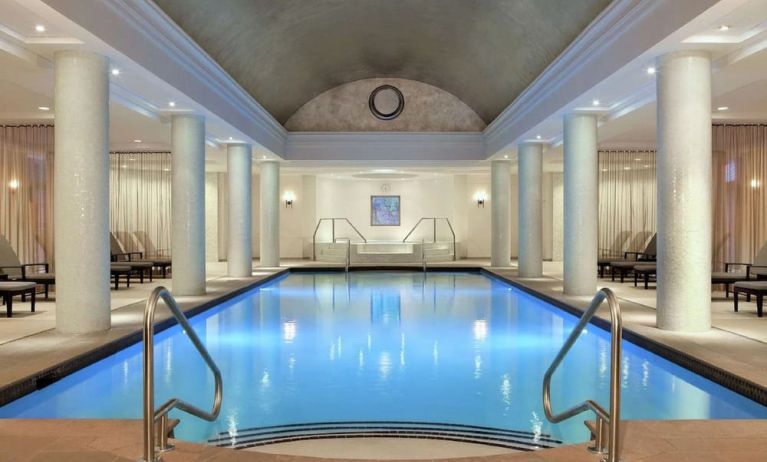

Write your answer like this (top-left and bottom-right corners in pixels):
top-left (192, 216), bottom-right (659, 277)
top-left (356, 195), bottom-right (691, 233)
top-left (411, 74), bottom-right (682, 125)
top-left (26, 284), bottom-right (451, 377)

top-left (312, 218), bottom-right (367, 261)
top-left (542, 288), bottom-right (622, 462)
top-left (142, 287), bottom-right (223, 462)
top-left (402, 217), bottom-right (456, 261)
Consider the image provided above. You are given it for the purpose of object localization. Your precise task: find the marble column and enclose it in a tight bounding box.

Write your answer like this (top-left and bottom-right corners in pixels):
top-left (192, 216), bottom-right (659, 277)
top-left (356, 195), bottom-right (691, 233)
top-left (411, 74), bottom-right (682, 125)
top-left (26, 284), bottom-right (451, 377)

top-left (656, 51), bottom-right (712, 332)
top-left (563, 113), bottom-right (598, 296)
top-left (260, 161), bottom-right (280, 267)
top-left (171, 114), bottom-right (206, 295)
top-left (227, 144), bottom-right (253, 277)
top-left (518, 142), bottom-right (543, 277)
top-left (491, 160), bottom-right (511, 267)
top-left (54, 50), bottom-right (111, 334)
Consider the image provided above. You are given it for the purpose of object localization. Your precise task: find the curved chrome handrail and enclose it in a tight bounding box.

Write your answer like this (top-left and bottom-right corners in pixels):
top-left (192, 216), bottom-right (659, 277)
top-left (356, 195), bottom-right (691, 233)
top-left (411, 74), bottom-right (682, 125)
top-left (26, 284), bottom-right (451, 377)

top-left (143, 287), bottom-right (223, 462)
top-left (402, 217), bottom-right (457, 261)
top-left (312, 218), bottom-right (367, 260)
top-left (542, 288), bottom-right (622, 462)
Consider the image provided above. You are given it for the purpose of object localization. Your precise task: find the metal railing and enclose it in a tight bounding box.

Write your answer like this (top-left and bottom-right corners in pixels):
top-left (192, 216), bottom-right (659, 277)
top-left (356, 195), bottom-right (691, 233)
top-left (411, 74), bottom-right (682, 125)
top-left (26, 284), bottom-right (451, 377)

top-left (402, 217), bottom-right (456, 261)
top-left (312, 218), bottom-right (367, 261)
top-left (542, 288), bottom-right (622, 462)
top-left (142, 287), bottom-right (223, 462)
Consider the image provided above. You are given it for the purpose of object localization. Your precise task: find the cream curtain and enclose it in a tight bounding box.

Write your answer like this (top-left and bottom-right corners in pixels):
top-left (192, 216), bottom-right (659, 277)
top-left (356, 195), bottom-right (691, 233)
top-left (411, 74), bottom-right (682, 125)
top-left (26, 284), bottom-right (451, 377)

top-left (109, 152), bottom-right (172, 257)
top-left (598, 149), bottom-right (657, 258)
top-left (0, 125), bottom-right (54, 265)
top-left (712, 124), bottom-right (767, 270)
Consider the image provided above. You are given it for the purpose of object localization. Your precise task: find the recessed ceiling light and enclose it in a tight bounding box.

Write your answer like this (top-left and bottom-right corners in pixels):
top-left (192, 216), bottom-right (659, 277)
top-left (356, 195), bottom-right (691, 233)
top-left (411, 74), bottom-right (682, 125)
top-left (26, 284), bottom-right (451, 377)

top-left (536, 135), bottom-right (542, 140)
top-left (34, 24), bottom-right (46, 33)
top-left (623, 167), bottom-right (631, 171)
top-left (111, 68), bottom-right (120, 76)
top-left (719, 25), bottom-right (730, 31)
top-left (38, 106), bottom-right (50, 111)
top-left (646, 67), bottom-right (656, 75)
top-left (163, 168), bottom-right (170, 172)
top-left (717, 106), bottom-right (729, 111)
top-left (133, 139), bottom-right (142, 143)
top-left (592, 99), bottom-right (601, 106)
top-left (121, 164), bottom-right (127, 169)
top-left (262, 155), bottom-right (266, 159)
top-left (634, 158), bottom-right (641, 161)
top-left (503, 154), bottom-right (508, 159)
top-left (168, 101), bottom-right (176, 107)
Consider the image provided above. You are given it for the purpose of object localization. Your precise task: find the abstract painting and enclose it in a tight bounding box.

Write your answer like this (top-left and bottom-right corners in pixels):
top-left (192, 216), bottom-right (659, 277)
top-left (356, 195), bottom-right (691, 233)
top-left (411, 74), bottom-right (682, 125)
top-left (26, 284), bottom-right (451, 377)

top-left (370, 195), bottom-right (400, 226)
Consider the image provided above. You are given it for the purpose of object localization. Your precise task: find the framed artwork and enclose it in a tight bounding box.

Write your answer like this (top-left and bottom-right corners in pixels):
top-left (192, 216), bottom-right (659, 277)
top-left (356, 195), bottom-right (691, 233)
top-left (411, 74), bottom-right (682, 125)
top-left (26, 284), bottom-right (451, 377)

top-left (370, 195), bottom-right (401, 226)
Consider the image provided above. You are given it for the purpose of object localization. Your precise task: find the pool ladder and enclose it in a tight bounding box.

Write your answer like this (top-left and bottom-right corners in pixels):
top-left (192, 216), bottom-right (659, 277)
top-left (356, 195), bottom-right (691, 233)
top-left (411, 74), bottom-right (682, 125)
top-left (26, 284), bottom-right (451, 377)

top-left (141, 287), bottom-right (223, 462)
top-left (542, 288), bottom-right (623, 462)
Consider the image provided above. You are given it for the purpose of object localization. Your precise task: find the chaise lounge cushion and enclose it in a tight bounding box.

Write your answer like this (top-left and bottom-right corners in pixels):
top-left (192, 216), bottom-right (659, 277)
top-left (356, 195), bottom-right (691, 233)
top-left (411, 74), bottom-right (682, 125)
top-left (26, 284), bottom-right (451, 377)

top-left (712, 271), bottom-right (749, 283)
top-left (634, 263), bottom-right (656, 272)
top-left (734, 281), bottom-right (767, 290)
top-left (0, 281), bottom-right (37, 291)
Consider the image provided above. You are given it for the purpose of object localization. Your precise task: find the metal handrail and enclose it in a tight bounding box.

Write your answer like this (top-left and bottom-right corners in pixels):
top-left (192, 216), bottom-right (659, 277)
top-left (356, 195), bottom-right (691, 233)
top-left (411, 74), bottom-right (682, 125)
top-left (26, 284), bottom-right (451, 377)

top-left (142, 287), bottom-right (223, 462)
top-left (542, 288), bottom-right (622, 462)
top-left (402, 217), bottom-right (456, 261)
top-left (312, 218), bottom-right (367, 260)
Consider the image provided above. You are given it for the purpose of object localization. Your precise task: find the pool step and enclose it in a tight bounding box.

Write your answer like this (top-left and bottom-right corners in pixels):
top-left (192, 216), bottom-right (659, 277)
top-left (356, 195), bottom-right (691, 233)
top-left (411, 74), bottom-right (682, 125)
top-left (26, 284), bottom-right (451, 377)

top-left (208, 421), bottom-right (562, 452)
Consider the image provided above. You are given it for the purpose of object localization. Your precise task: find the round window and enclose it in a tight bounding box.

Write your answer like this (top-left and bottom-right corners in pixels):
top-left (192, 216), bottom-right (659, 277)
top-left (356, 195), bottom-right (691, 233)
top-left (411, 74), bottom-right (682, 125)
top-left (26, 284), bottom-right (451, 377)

top-left (369, 85), bottom-right (404, 120)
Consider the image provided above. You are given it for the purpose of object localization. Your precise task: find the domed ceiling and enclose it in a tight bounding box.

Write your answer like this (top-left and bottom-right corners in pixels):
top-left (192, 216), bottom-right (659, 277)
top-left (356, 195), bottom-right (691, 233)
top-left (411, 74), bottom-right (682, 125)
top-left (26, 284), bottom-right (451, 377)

top-left (154, 0), bottom-right (612, 125)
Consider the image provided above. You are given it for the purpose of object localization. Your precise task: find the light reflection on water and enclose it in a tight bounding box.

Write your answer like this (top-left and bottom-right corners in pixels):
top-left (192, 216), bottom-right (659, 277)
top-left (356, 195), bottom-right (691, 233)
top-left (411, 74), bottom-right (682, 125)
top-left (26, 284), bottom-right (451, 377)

top-left (1, 271), bottom-right (766, 445)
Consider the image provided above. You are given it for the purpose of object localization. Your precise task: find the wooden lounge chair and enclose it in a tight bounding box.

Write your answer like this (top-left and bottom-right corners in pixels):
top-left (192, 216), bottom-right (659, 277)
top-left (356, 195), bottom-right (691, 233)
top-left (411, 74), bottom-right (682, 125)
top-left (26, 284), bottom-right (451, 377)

top-left (597, 231), bottom-right (632, 278)
top-left (110, 234), bottom-right (154, 283)
top-left (0, 235), bottom-right (55, 298)
top-left (713, 242), bottom-right (767, 297)
top-left (111, 233), bottom-right (170, 279)
top-left (733, 281), bottom-right (767, 317)
top-left (0, 281), bottom-right (36, 317)
top-left (609, 234), bottom-right (657, 283)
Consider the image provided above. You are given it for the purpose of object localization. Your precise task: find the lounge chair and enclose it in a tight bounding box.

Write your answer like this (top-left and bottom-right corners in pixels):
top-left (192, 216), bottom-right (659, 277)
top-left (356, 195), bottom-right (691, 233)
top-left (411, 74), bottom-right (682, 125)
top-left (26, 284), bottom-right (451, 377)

top-left (712, 242), bottom-right (767, 297)
top-left (131, 231), bottom-right (172, 278)
top-left (109, 234), bottom-right (153, 283)
top-left (0, 235), bottom-right (55, 298)
top-left (608, 234), bottom-right (657, 283)
top-left (733, 281), bottom-right (767, 317)
top-left (111, 233), bottom-right (170, 278)
top-left (597, 231), bottom-right (632, 277)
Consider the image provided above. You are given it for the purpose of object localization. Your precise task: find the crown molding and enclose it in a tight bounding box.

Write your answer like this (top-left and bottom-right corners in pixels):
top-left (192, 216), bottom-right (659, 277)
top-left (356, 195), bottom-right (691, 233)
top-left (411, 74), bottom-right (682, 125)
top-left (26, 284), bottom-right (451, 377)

top-left (41, 0), bottom-right (287, 156)
top-left (484, 0), bottom-right (719, 157)
top-left (285, 132), bottom-right (485, 161)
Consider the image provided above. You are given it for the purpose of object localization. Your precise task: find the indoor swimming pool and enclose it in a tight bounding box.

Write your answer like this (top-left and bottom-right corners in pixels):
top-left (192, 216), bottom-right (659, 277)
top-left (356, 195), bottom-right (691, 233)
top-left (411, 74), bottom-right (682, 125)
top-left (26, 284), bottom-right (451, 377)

top-left (1, 272), bottom-right (765, 449)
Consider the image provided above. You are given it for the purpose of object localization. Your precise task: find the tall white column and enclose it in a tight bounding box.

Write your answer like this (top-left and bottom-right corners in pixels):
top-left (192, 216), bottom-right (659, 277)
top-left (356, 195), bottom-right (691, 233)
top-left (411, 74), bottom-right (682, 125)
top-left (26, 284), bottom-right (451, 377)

top-left (227, 144), bottom-right (253, 277)
top-left (656, 51), bottom-right (712, 332)
top-left (563, 113), bottom-right (598, 295)
top-left (171, 114), bottom-right (206, 295)
top-left (491, 160), bottom-right (511, 267)
top-left (518, 142), bottom-right (543, 277)
top-left (260, 161), bottom-right (280, 267)
top-left (54, 50), bottom-right (110, 334)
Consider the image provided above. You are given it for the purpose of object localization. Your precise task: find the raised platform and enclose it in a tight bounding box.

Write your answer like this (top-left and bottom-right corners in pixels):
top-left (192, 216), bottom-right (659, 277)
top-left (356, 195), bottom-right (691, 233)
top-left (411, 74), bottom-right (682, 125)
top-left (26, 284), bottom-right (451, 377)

top-left (315, 241), bottom-right (456, 264)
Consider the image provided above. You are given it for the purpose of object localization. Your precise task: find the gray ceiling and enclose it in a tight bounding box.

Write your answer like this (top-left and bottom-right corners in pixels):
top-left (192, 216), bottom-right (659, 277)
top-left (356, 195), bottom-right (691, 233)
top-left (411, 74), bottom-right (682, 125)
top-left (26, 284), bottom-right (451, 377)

top-left (154, 0), bottom-right (611, 124)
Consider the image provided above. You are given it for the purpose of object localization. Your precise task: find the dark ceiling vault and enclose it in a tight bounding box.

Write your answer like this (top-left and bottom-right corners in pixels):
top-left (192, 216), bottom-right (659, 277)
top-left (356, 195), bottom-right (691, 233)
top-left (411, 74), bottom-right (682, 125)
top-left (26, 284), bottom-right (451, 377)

top-left (154, 0), bottom-right (611, 125)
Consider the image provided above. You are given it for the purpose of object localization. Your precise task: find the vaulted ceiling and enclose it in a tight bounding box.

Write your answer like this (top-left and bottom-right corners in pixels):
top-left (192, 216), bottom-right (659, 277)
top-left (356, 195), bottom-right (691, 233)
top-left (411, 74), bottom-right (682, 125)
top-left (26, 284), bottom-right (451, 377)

top-left (154, 0), bottom-right (611, 125)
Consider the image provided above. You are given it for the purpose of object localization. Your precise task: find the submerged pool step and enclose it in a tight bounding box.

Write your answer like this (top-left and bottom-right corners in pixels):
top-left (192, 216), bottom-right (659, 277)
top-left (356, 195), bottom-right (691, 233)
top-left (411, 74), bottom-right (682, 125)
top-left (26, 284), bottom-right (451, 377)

top-left (209, 421), bottom-right (562, 452)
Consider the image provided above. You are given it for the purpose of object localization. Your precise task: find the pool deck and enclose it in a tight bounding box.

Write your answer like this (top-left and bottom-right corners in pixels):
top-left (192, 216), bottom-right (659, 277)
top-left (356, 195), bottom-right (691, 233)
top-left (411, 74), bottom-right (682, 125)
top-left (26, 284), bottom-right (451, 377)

top-left (1, 419), bottom-right (765, 461)
top-left (1, 259), bottom-right (767, 461)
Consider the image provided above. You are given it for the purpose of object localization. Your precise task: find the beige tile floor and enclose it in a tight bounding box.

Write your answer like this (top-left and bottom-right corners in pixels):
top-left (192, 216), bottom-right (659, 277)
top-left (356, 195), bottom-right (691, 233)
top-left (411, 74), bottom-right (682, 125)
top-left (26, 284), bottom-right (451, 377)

top-left (1, 419), bottom-right (765, 461)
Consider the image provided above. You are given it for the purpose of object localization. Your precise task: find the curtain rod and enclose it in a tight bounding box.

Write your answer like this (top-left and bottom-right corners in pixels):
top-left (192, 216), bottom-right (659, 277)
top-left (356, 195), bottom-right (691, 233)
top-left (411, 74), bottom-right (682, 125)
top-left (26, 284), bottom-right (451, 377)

top-left (713, 123), bottom-right (767, 127)
top-left (0, 124), bottom-right (53, 128)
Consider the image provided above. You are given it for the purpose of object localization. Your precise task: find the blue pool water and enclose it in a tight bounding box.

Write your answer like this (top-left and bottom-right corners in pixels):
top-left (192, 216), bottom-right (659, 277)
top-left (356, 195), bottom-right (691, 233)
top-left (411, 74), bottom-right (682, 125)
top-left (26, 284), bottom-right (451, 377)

top-left (1, 272), bottom-right (766, 444)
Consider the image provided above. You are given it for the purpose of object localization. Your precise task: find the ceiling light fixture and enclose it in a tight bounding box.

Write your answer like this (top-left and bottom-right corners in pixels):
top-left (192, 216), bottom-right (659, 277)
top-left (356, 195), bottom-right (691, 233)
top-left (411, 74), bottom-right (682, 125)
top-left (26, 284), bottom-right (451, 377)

top-left (35, 24), bottom-right (45, 33)
top-left (168, 101), bottom-right (176, 107)
top-left (646, 67), bottom-right (656, 75)
top-left (592, 99), bottom-right (600, 106)
top-left (228, 136), bottom-right (233, 141)
top-left (503, 154), bottom-right (509, 159)
top-left (38, 106), bottom-right (50, 111)
top-left (111, 68), bottom-right (120, 76)
top-left (133, 139), bottom-right (142, 143)
top-left (536, 135), bottom-right (542, 140)
top-left (719, 25), bottom-right (730, 31)
top-left (717, 106), bottom-right (729, 111)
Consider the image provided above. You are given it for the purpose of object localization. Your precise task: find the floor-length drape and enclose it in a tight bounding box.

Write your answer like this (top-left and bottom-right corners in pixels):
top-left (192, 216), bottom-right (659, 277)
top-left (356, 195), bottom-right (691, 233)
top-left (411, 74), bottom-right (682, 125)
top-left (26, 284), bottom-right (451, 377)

top-left (712, 124), bottom-right (767, 270)
top-left (109, 152), bottom-right (172, 257)
top-left (0, 125), bottom-right (54, 266)
top-left (598, 149), bottom-right (657, 257)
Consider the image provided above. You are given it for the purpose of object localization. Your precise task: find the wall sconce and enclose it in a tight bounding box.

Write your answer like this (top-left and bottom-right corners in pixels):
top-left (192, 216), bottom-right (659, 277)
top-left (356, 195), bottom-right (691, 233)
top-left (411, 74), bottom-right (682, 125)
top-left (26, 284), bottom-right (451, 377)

top-left (8, 179), bottom-right (19, 191)
top-left (473, 191), bottom-right (487, 208)
top-left (284, 191), bottom-right (295, 208)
